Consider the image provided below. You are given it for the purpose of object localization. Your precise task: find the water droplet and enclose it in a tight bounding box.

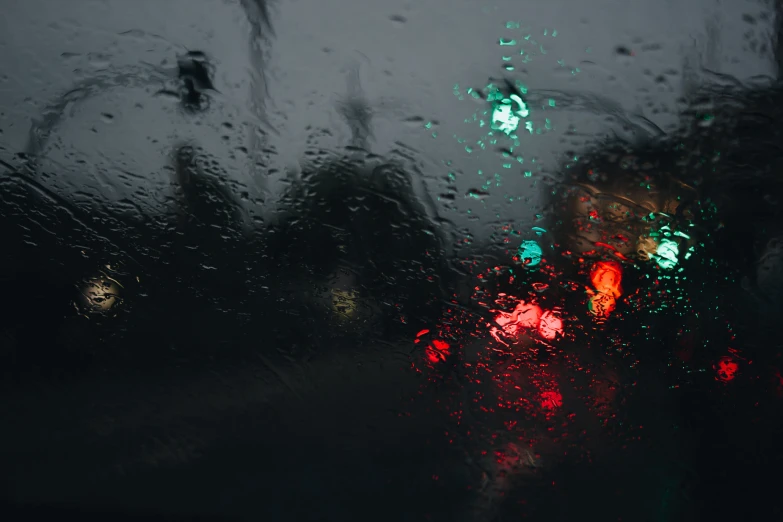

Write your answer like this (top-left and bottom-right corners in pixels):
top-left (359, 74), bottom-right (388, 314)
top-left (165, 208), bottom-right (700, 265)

top-left (466, 189), bottom-right (490, 200)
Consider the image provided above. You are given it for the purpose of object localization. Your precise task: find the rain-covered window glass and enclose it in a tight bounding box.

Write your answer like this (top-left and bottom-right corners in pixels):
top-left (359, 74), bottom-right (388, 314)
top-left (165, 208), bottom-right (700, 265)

top-left (1, 0), bottom-right (782, 520)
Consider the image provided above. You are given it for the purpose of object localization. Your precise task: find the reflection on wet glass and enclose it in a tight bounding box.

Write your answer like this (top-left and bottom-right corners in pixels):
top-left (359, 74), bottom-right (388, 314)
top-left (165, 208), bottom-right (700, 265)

top-left (1, 2), bottom-right (782, 520)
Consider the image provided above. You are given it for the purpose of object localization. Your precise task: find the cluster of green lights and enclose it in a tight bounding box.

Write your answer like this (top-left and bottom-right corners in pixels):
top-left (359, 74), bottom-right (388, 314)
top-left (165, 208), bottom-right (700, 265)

top-left (439, 23), bottom-right (577, 211)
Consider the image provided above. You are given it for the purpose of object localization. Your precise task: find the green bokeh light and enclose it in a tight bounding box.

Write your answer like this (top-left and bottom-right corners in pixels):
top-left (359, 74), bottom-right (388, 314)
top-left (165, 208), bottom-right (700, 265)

top-left (653, 239), bottom-right (679, 270)
top-left (491, 93), bottom-right (529, 135)
top-left (517, 240), bottom-right (542, 267)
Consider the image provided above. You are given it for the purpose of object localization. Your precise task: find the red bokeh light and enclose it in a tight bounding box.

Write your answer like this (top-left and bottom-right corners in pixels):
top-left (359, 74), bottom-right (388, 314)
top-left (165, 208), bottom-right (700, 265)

top-left (590, 260), bottom-right (623, 297)
top-left (425, 339), bottom-right (451, 364)
top-left (493, 301), bottom-right (543, 341)
top-left (540, 390), bottom-right (563, 410)
top-left (511, 301), bottom-right (543, 328)
top-left (715, 356), bottom-right (738, 382)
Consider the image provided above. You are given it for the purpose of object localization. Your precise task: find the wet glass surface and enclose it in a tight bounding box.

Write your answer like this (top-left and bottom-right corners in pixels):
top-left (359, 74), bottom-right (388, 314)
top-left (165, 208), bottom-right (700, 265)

top-left (1, 1), bottom-right (782, 520)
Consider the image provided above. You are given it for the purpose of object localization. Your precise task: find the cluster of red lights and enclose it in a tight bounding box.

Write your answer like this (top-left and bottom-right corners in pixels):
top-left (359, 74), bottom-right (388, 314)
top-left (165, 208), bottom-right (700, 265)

top-left (418, 254), bottom-right (744, 398)
top-left (490, 301), bottom-right (564, 345)
top-left (409, 231), bottom-right (758, 497)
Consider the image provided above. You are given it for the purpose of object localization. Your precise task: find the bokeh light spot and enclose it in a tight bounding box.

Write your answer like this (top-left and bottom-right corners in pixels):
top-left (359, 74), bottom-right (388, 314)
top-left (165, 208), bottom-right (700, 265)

top-left (538, 310), bottom-right (563, 339)
top-left (517, 240), bottom-right (543, 268)
top-left (590, 261), bottom-right (623, 297)
top-left (653, 238), bottom-right (679, 270)
top-left (588, 293), bottom-right (616, 319)
top-left (80, 276), bottom-right (121, 312)
top-left (491, 93), bottom-right (529, 135)
top-left (425, 339), bottom-right (451, 364)
top-left (540, 391), bottom-right (563, 410)
top-left (715, 356), bottom-right (739, 382)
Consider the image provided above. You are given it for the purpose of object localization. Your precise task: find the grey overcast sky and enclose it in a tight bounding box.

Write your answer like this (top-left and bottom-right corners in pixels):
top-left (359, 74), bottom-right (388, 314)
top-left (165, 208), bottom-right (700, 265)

top-left (0, 0), bottom-right (776, 232)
